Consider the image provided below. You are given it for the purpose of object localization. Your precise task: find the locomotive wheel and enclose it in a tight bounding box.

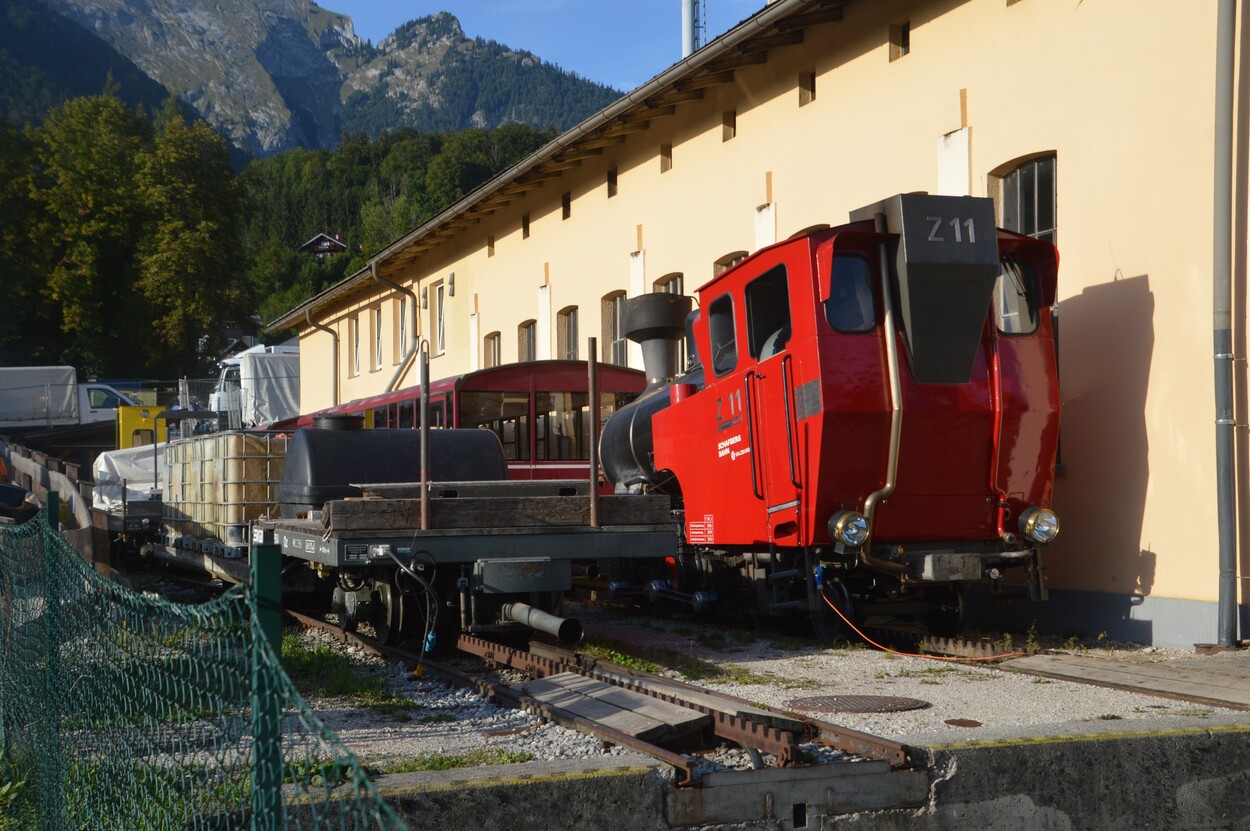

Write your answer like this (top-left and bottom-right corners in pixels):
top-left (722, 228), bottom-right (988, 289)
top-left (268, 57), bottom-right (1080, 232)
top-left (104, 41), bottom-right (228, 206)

top-left (925, 585), bottom-right (965, 638)
top-left (811, 579), bottom-right (855, 643)
top-left (372, 581), bottom-right (406, 646)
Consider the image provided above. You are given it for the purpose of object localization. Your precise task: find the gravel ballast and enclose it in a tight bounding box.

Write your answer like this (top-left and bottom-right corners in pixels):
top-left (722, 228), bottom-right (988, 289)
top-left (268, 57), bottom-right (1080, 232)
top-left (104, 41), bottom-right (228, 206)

top-left (290, 605), bottom-right (1246, 776)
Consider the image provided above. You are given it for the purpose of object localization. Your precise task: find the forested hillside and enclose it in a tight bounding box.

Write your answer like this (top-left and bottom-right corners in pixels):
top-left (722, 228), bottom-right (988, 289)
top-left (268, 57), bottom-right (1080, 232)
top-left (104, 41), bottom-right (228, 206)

top-left (0, 0), bottom-right (171, 129)
top-left (340, 14), bottom-right (619, 136)
top-left (0, 90), bottom-right (553, 378)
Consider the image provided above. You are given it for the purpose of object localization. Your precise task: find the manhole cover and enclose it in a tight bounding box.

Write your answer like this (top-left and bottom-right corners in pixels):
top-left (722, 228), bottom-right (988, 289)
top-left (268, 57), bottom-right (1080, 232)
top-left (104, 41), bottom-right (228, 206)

top-left (785, 695), bottom-right (929, 714)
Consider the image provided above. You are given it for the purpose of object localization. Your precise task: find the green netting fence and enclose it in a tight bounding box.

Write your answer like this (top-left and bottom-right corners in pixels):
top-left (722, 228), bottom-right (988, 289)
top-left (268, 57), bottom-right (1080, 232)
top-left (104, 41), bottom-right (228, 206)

top-left (0, 503), bottom-right (411, 830)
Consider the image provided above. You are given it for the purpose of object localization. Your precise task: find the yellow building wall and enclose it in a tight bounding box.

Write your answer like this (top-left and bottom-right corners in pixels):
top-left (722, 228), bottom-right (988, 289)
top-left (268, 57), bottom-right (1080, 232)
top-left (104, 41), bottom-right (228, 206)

top-left (296, 0), bottom-right (1240, 613)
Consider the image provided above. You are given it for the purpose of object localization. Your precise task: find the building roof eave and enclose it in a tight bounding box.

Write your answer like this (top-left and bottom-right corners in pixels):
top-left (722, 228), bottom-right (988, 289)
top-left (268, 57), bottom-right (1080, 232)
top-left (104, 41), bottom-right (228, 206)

top-left (267, 0), bottom-right (844, 333)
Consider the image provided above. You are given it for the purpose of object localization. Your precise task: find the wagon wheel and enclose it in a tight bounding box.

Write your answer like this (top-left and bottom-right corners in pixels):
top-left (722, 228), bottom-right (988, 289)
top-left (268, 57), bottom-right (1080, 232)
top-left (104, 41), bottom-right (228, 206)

top-left (924, 585), bottom-right (965, 638)
top-left (372, 580), bottom-right (406, 646)
top-left (811, 578), bottom-right (855, 643)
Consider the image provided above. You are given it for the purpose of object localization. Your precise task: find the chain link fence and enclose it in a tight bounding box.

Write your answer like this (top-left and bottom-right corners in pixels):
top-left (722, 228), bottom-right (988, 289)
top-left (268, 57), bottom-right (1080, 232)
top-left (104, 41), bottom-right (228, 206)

top-left (0, 507), bottom-right (410, 830)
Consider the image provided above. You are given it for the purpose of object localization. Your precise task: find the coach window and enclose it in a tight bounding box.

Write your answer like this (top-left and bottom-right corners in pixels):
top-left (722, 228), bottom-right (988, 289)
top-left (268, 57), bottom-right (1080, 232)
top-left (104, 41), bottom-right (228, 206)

top-left (397, 399), bottom-right (414, 429)
top-left (372, 404), bottom-right (391, 428)
top-left (745, 265), bottom-right (790, 359)
top-left (460, 391), bottom-right (529, 460)
top-left (429, 396), bottom-right (447, 428)
top-left (536, 392), bottom-right (588, 460)
top-left (824, 255), bottom-right (876, 333)
top-left (708, 294), bottom-right (738, 376)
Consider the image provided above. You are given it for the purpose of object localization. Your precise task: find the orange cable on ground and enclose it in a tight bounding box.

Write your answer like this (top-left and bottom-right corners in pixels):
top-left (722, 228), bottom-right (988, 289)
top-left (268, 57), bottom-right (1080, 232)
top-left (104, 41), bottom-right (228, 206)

top-left (821, 589), bottom-right (1026, 662)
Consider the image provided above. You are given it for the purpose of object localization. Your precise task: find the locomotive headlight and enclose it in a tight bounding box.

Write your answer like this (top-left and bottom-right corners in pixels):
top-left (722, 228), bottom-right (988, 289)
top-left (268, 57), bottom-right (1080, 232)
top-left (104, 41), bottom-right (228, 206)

top-left (1019, 507), bottom-right (1060, 544)
top-left (828, 511), bottom-right (870, 548)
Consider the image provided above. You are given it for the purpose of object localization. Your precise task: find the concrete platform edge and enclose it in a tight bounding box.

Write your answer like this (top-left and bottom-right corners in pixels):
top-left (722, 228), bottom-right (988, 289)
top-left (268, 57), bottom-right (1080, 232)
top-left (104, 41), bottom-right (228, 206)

top-left (367, 728), bottom-right (1250, 830)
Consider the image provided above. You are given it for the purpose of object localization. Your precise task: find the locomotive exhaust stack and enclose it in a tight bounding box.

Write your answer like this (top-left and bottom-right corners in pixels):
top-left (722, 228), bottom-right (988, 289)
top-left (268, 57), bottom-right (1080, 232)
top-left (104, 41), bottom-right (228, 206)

top-left (624, 292), bottom-right (694, 387)
top-left (599, 293), bottom-right (695, 492)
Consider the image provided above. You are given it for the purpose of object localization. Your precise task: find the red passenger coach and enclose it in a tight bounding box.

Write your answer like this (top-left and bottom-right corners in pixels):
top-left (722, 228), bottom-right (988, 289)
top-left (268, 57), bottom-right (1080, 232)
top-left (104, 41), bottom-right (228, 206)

top-left (305, 361), bottom-right (646, 482)
top-left (600, 194), bottom-right (1061, 637)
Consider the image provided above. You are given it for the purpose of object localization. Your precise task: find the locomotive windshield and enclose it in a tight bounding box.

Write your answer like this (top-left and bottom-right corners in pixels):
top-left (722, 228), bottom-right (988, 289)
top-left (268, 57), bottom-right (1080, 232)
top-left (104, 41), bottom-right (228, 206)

top-left (993, 257), bottom-right (1040, 335)
top-left (825, 255), bottom-right (876, 333)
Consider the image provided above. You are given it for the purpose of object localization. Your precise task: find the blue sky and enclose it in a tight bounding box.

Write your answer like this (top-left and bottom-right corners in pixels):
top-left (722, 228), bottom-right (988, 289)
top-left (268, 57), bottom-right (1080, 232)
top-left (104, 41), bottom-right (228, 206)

top-left (321, 1), bottom-right (765, 91)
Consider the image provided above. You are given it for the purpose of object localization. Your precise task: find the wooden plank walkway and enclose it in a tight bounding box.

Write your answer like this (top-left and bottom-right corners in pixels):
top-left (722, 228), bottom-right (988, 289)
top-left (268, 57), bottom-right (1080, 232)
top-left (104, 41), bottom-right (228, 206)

top-left (1002, 653), bottom-right (1250, 710)
top-left (518, 672), bottom-right (712, 743)
top-left (591, 667), bottom-right (806, 732)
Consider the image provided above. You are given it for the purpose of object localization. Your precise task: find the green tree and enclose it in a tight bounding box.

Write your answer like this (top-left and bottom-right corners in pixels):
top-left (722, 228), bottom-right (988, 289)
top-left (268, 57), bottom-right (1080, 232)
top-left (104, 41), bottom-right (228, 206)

top-left (136, 99), bottom-right (252, 374)
top-left (32, 91), bottom-right (150, 375)
top-left (0, 117), bottom-right (59, 366)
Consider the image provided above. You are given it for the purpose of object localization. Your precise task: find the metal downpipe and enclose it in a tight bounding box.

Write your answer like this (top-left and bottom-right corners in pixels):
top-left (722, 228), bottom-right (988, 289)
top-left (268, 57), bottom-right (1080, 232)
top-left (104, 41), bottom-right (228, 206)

top-left (305, 309), bottom-right (339, 406)
top-left (372, 262), bottom-right (418, 392)
top-left (861, 217), bottom-right (906, 575)
top-left (1214, 0), bottom-right (1239, 648)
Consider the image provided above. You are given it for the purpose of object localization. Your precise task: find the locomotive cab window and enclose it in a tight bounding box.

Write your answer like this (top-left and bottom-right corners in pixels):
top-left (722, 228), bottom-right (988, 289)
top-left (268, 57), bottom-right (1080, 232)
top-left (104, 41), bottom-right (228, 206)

top-left (994, 257), bottom-right (1039, 335)
top-left (746, 265), bottom-right (791, 359)
top-left (708, 295), bottom-right (738, 376)
top-left (825, 255), bottom-right (876, 333)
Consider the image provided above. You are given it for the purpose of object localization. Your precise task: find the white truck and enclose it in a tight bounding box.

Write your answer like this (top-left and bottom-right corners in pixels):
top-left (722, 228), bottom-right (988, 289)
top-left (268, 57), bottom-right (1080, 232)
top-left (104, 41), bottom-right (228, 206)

top-left (0, 366), bottom-right (137, 431)
top-left (208, 343), bottom-right (300, 429)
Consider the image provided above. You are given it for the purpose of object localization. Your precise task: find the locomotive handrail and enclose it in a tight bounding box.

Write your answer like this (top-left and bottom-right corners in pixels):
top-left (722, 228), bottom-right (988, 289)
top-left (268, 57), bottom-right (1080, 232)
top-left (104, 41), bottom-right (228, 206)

top-left (744, 372), bottom-right (763, 500)
top-left (781, 354), bottom-right (800, 489)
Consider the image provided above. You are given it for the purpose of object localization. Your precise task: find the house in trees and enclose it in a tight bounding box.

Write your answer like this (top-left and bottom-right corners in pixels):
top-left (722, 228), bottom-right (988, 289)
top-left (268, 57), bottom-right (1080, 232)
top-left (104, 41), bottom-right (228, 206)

top-left (298, 233), bottom-right (348, 263)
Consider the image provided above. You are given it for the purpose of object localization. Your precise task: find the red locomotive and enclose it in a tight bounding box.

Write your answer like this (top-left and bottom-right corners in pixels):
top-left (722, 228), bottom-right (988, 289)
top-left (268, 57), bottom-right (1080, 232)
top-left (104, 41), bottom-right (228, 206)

top-left (600, 193), bottom-right (1061, 637)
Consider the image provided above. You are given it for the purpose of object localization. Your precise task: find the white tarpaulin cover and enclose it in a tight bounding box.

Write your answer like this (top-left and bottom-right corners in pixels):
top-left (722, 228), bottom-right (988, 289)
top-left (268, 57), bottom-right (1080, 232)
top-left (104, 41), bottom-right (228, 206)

top-left (0, 366), bottom-right (77, 424)
top-left (92, 443), bottom-right (164, 511)
top-left (239, 352), bottom-right (300, 427)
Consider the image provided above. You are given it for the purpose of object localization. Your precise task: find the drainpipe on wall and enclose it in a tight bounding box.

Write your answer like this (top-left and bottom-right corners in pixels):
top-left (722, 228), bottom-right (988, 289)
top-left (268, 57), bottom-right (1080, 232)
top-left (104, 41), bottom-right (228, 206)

top-left (305, 310), bottom-right (338, 407)
top-left (1213, 0), bottom-right (1238, 648)
top-left (372, 262), bottom-right (418, 392)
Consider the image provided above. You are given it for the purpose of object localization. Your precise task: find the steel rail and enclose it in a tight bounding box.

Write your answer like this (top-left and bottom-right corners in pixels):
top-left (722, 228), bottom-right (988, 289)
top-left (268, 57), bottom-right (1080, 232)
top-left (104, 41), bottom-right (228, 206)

top-left (461, 633), bottom-right (911, 768)
top-left (284, 612), bottom-right (699, 783)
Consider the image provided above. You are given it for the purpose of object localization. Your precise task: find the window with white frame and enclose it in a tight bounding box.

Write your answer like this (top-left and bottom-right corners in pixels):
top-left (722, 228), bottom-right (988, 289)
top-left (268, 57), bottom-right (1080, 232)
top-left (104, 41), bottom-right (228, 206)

top-left (429, 281), bottom-right (446, 355)
top-left (602, 291), bottom-right (627, 366)
top-left (350, 315), bottom-right (360, 377)
top-left (1000, 155), bottom-right (1056, 242)
top-left (394, 296), bottom-right (408, 364)
top-left (557, 306), bottom-right (578, 360)
top-left (372, 307), bottom-right (382, 370)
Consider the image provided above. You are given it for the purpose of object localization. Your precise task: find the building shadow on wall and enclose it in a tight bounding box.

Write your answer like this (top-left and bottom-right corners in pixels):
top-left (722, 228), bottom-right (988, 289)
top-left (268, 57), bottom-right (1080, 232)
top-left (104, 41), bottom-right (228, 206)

top-left (975, 274), bottom-right (1156, 643)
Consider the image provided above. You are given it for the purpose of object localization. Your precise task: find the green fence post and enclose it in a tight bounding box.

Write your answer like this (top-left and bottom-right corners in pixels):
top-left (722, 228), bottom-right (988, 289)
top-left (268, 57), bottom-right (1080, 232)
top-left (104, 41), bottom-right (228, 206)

top-left (250, 542), bottom-right (283, 831)
top-left (39, 492), bottom-right (65, 831)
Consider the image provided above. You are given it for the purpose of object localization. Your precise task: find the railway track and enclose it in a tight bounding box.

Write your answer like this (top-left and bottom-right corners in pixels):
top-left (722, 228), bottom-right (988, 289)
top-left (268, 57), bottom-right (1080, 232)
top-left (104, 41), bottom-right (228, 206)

top-left (283, 608), bottom-right (914, 785)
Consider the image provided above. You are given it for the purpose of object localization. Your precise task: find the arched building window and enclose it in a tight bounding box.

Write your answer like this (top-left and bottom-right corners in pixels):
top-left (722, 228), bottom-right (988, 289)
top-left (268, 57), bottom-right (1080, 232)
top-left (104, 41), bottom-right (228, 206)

top-left (518, 319), bottom-right (536, 362)
top-left (601, 291), bottom-right (627, 366)
top-left (557, 306), bottom-right (579, 360)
